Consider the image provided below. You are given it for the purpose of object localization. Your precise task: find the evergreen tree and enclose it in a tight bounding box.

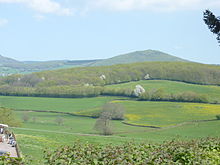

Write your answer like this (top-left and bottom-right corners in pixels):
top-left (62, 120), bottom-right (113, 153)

top-left (203, 10), bottom-right (220, 45)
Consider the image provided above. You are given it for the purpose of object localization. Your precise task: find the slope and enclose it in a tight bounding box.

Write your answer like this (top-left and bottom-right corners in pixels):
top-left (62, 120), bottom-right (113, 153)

top-left (92, 50), bottom-right (188, 66)
top-left (0, 54), bottom-right (23, 67)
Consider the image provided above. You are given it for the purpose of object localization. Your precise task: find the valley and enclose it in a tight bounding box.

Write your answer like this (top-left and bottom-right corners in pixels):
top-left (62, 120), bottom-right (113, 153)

top-left (1, 51), bottom-right (220, 164)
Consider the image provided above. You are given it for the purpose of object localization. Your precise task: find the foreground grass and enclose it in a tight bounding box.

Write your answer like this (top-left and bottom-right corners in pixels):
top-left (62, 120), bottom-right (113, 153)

top-left (3, 136), bottom-right (220, 164)
top-left (11, 110), bottom-right (220, 164)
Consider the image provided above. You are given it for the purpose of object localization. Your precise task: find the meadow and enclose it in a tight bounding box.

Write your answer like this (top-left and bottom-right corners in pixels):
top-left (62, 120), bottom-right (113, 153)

top-left (0, 96), bottom-right (122, 113)
top-left (106, 80), bottom-right (220, 102)
top-left (11, 108), bottom-right (220, 164)
top-left (1, 79), bottom-right (220, 163)
top-left (0, 93), bottom-right (219, 163)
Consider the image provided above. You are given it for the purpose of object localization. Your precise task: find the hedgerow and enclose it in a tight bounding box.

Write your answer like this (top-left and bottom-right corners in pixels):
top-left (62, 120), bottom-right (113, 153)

top-left (43, 138), bottom-right (220, 165)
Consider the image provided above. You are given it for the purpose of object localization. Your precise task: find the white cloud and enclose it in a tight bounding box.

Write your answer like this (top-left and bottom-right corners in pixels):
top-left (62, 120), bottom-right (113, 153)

top-left (86, 0), bottom-right (220, 12)
top-left (0, 0), bottom-right (73, 16)
top-left (1, 0), bottom-right (220, 16)
top-left (0, 18), bottom-right (8, 27)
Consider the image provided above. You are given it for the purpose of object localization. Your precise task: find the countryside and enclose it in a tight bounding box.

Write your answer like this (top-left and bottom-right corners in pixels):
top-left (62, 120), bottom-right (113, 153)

top-left (0, 1), bottom-right (220, 165)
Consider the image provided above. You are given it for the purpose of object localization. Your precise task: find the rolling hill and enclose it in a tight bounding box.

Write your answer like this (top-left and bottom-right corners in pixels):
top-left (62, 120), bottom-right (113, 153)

top-left (1, 61), bottom-right (220, 99)
top-left (91, 50), bottom-right (188, 66)
top-left (0, 50), bottom-right (188, 75)
top-left (0, 54), bottom-right (100, 76)
top-left (0, 54), bottom-right (23, 67)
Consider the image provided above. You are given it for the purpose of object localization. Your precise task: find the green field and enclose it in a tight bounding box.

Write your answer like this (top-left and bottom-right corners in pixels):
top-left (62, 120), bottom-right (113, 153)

top-left (11, 106), bottom-right (220, 163)
top-left (106, 80), bottom-right (220, 102)
top-left (0, 96), bottom-right (122, 113)
top-left (1, 91), bottom-right (220, 163)
top-left (77, 100), bottom-right (220, 127)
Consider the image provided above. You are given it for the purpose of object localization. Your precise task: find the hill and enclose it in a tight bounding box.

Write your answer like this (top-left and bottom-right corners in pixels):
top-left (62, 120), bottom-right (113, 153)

top-left (0, 50), bottom-right (188, 75)
top-left (0, 54), bottom-right (23, 67)
top-left (1, 61), bottom-right (220, 99)
top-left (0, 54), bottom-right (100, 76)
top-left (92, 50), bottom-right (188, 66)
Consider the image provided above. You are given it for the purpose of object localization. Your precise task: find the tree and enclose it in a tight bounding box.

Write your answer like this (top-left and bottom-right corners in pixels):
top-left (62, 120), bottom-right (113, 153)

top-left (94, 103), bottom-right (125, 135)
top-left (102, 103), bottom-right (125, 120)
top-left (203, 10), bottom-right (220, 45)
top-left (94, 115), bottom-right (112, 135)
top-left (0, 107), bottom-right (21, 126)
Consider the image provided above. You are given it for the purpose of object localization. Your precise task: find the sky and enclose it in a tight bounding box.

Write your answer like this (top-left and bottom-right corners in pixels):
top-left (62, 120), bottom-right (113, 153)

top-left (0, 0), bottom-right (220, 64)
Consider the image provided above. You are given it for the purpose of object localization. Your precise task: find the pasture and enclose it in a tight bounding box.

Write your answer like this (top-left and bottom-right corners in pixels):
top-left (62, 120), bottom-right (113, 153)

top-left (1, 89), bottom-right (220, 163)
top-left (106, 80), bottom-right (220, 102)
top-left (0, 96), bottom-right (122, 113)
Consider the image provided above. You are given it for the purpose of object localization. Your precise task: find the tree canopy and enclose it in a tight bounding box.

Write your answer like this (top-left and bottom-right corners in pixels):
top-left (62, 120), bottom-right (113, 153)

top-left (0, 107), bottom-right (21, 127)
top-left (203, 10), bottom-right (220, 45)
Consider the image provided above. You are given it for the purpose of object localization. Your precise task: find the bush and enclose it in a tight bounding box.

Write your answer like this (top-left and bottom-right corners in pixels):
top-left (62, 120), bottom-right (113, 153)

top-left (43, 138), bottom-right (220, 165)
top-left (216, 115), bottom-right (220, 120)
top-left (0, 107), bottom-right (22, 127)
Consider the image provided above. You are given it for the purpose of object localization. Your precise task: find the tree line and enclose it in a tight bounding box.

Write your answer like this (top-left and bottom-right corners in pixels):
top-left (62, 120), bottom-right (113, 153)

top-left (1, 62), bottom-right (220, 88)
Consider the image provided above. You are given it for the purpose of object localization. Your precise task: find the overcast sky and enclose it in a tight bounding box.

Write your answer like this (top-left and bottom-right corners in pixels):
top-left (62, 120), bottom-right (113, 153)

top-left (0, 0), bottom-right (220, 64)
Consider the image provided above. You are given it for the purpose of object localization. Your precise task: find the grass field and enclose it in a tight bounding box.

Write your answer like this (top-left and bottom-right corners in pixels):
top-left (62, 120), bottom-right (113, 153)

top-left (77, 100), bottom-right (220, 127)
top-left (11, 109), bottom-right (220, 163)
top-left (0, 96), bottom-right (123, 113)
top-left (1, 93), bottom-right (220, 164)
top-left (106, 80), bottom-right (220, 102)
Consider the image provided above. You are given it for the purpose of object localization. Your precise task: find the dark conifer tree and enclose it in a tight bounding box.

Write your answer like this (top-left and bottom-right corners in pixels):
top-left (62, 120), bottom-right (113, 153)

top-left (203, 10), bottom-right (220, 45)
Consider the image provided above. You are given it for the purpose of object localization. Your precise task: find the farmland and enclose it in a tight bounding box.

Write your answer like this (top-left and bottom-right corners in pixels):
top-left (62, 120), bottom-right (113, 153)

top-left (1, 79), bottom-right (220, 163)
top-left (1, 6), bottom-right (220, 164)
top-left (1, 89), bottom-right (220, 163)
top-left (106, 80), bottom-right (220, 103)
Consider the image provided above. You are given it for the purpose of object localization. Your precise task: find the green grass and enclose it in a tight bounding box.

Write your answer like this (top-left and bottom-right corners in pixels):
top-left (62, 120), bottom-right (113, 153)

top-left (1, 95), bottom-right (220, 164)
top-left (12, 110), bottom-right (149, 164)
top-left (106, 80), bottom-right (220, 102)
top-left (78, 100), bottom-right (220, 127)
top-left (0, 96), bottom-right (123, 113)
top-left (12, 109), bottom-right (220, 163)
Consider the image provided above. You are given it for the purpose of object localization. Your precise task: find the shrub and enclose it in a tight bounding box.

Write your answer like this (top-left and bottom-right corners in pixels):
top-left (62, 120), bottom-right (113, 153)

top-left (216, 115), bottom-right (220, 120)
top-left (43, 138), bottom-right (220, 164)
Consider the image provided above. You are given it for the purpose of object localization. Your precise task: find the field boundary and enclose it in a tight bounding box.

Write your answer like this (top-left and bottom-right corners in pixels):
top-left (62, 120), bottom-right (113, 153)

top-left (14, 109), bottom-right (97, 119)
top-left (122, 121), bottom-right (161, 129)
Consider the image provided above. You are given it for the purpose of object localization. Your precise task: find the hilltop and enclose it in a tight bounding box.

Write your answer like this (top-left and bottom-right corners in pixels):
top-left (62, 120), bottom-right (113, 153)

top-left (92, 50), bottom-right (188, 66)
top-left (0, 50), bottom-right (188, 75)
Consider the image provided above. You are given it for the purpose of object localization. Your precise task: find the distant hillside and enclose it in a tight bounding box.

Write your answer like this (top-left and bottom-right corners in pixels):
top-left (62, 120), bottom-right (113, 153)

top-left (0, 55), bottom-right (23, 67)
top-left (92, 50), bottom-right (188, 66)
top-left (0, 50), bottom-right (189, 75)
top-left (0, 54), bottom-right (100, 76)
